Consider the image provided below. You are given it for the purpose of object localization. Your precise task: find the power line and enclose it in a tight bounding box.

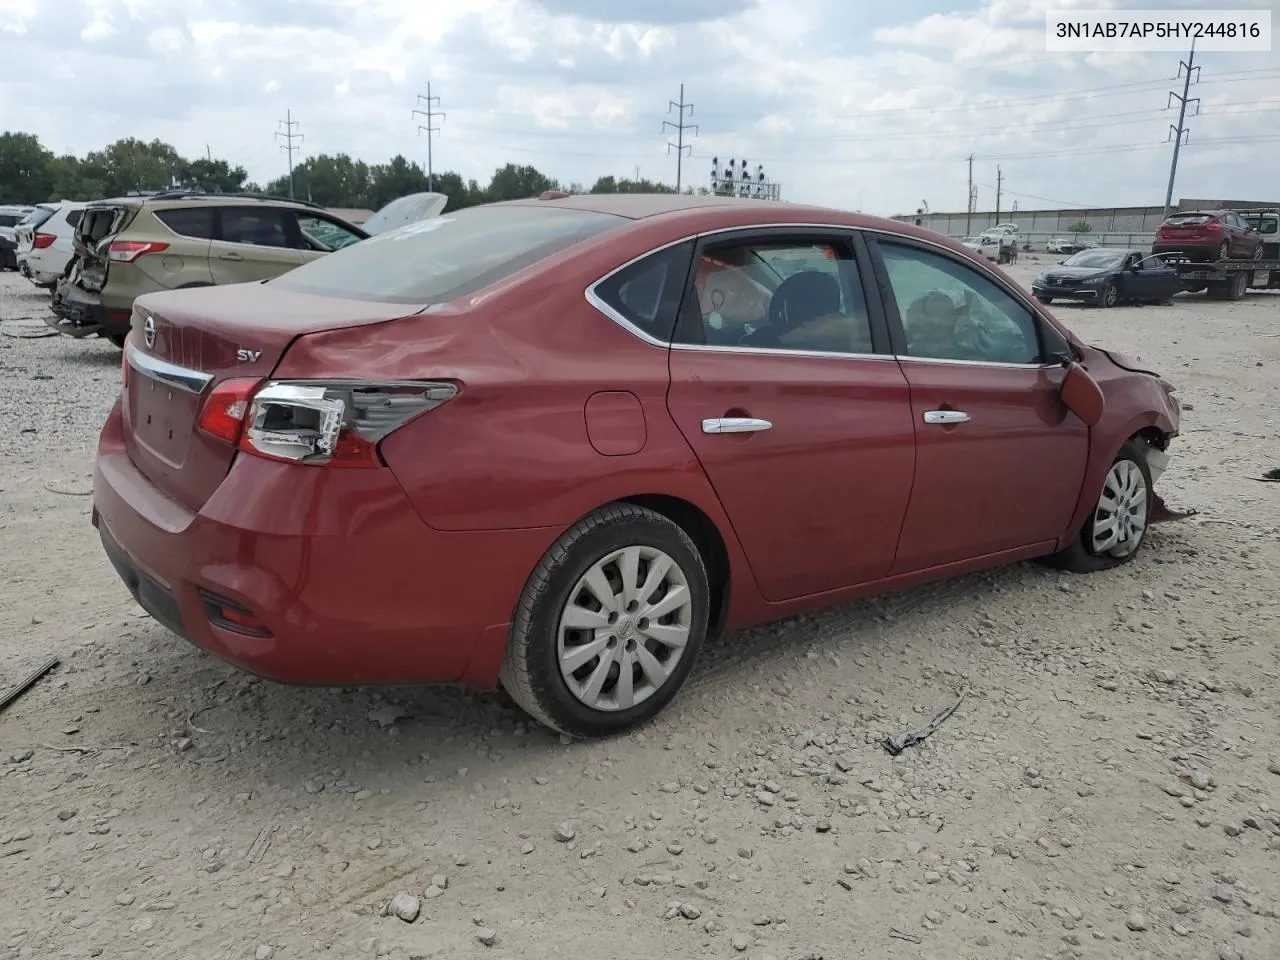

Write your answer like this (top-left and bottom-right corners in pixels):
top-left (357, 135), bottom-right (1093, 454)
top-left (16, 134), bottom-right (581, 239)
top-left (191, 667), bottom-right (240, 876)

top-left (1163, 44), bottom-right (1201, 219)
top-left (412, 83), bottom-right (445, 192)
top-left (275, 109), bottom-right (303, 200)
top-left (663, 83), bottom-right (697, 192)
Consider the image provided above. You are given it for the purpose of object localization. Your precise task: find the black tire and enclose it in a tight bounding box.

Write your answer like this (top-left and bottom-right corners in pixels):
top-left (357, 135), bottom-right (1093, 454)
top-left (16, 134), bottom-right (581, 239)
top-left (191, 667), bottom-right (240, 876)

top-left (1047, 439), bottom-right (1153, 574)
top-left (1098, 282), bottom-right (1118, 308)
top-left (1036, 295), bottom-right (1054, 304)
top-left (1252, 244), bottom-right (1264, 261)
top-left (499, 504), bottom-right (710, 738)
top-left (1218, 241), bottom-right (1230, 261)
top-left (1184, 283), bottom-right (1207, 294)
top-left (105, 332), bottom-right (127, 348)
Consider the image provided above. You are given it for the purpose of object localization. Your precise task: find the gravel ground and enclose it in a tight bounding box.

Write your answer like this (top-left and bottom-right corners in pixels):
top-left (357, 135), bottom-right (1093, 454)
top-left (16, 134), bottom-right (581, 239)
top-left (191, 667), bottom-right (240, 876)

top-left (0, 265), bottom-right (1277, 960)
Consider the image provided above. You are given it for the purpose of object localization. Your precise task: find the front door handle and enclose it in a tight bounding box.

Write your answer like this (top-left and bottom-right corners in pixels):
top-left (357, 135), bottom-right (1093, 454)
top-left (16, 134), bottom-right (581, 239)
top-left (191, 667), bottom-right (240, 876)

top-left (220, 252), bottom-right (243, 261)
top-left (923, 410), bottom-right (970, 425)
top-left (702, 417), bottom-right (773, 434)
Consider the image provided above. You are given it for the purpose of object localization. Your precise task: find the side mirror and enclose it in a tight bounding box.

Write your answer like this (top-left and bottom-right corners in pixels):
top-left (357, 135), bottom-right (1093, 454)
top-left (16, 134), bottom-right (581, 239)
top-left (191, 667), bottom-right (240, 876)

top-left (1059, 361), bottom-right (1105, 427)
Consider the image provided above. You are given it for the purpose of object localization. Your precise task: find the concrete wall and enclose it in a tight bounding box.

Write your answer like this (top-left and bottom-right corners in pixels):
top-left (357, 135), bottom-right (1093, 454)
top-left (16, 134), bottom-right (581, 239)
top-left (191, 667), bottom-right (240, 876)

top-left (892, 199), bottom-right (1280, 250)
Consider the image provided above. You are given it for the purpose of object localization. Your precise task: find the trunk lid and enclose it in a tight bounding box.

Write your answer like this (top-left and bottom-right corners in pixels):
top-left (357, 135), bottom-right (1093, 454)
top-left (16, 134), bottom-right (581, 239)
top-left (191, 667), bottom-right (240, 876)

top-left (124, 283), bottom-right (425, 511)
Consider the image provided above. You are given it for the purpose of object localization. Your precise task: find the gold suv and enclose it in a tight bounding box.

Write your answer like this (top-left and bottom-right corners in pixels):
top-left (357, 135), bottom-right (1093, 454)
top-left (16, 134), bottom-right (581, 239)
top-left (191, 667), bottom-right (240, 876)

top-left (49, 192), bottom-right (367, 347)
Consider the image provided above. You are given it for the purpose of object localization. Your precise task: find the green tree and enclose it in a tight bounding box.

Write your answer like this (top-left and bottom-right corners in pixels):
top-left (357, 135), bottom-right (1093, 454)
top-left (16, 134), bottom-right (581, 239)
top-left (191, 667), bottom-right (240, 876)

top-left (485, 163), bottom-right (556, 201)
top-left (0, 131), bottom-right (54, 202)
top-left (82, 137), bottom-right (185, 195)
top-left (1068, 220), bottom-right (1093, 236)
top-left (590, 175), bottom-right (675, 194)
top-left (176, 158), bottom-right (249, 194)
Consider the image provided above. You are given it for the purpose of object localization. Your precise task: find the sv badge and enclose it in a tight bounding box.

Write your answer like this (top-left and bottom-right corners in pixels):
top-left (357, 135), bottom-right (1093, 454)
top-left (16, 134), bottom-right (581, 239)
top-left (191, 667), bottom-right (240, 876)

top-left (236, 348), bottom-right (262, 363)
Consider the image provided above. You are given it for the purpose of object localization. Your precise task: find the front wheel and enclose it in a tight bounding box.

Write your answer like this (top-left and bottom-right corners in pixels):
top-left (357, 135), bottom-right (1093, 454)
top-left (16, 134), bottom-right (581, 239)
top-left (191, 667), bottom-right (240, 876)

top-left (500, 504), bottom-right (710, 738)
top-left (105, 332), bottom-right (127, 348)
top-left (1098, 282), bottom-right (1118, 308)
top-left (1035, 295), bottom-right (1054, 304)
top-left (1048, 440), bottom-right (1152, 573)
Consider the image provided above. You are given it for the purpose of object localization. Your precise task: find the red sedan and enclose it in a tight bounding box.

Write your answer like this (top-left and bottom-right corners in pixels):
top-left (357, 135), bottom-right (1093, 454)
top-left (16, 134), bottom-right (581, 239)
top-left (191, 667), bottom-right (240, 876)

top-left (94, 194), bottom-right (1181, 737)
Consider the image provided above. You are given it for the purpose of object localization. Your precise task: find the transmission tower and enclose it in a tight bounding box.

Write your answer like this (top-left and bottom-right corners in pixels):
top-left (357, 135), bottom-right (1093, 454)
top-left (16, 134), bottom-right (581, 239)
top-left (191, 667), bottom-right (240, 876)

top-left (413, 83), bottom-right (445, 191)
top-left (663, 83), bottom-right (697, 193)
top-left (1163, 44), bottom-right (1200, 219)
top-left (275, 110), bottom-right (303, 200)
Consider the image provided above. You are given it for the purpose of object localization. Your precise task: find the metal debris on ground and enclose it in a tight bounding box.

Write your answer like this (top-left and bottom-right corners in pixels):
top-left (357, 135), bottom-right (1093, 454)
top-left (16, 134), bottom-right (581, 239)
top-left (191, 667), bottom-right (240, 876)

top-left (882, 688), bottom-right (968, 756)
top-left (1251, 468), bottom-right (1280, 483)
top-left (0, 655), bottom-right (60, 715)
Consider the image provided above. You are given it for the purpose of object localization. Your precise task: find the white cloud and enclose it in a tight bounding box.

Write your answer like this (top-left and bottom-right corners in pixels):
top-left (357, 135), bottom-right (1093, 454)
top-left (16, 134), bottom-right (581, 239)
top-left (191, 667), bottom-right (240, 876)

top-left (0, 0), bottom-right (1275, 214)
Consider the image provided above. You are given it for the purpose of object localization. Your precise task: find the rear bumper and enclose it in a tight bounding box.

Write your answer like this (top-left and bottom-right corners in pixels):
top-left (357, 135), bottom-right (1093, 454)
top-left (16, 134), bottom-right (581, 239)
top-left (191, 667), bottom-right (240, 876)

top-left (51, 282), bottom-right (132, 336)
top-left (92, 400), bottom-right (555, 688)
top-left (18, 254), bottom-right (63, 287)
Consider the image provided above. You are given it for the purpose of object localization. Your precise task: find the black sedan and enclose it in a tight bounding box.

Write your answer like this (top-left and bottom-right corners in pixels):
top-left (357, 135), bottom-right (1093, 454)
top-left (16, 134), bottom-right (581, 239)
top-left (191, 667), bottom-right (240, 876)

top-left (1032, 248), bottom-right (1182, 307)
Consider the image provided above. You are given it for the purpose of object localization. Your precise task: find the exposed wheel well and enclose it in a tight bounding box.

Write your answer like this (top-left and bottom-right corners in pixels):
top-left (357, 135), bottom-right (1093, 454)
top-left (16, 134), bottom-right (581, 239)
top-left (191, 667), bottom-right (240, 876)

top-left (620, 494), bottom-right (731, 640)
top-left (1133, 425), bottom-right (1169, 451)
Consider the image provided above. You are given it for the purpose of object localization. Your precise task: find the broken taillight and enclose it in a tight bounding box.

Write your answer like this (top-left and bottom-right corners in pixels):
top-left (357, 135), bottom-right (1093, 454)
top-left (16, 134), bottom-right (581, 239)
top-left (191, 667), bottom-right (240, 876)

top-left (197, 380), bottom-right (456, 468)
top-left (108, 240), bottom-right (169, 263)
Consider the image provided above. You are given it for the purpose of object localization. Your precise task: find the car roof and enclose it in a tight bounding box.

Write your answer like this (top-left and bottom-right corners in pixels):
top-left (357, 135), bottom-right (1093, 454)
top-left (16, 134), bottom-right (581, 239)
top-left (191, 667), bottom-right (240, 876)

top-left (501, 192), bottom-right (955, 245)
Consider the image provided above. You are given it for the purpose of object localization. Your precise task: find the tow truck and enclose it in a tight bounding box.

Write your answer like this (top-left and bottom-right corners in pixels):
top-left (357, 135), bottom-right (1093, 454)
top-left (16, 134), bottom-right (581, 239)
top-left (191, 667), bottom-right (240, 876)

top-left (1154, 208), bottom-right (1280, 300)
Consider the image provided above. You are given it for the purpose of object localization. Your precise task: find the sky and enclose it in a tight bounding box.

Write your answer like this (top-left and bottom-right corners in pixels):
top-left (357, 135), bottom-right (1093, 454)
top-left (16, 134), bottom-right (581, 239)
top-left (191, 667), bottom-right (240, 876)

top-left (1, 0), bottom-right (1277, 215)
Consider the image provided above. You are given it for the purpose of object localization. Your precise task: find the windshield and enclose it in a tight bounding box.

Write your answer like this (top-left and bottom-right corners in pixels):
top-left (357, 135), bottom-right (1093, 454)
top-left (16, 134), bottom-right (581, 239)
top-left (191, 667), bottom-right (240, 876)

top-left (270, 204), bottom-right (628, 304)
top-left (1062, 250), bottom-right (1126, 268)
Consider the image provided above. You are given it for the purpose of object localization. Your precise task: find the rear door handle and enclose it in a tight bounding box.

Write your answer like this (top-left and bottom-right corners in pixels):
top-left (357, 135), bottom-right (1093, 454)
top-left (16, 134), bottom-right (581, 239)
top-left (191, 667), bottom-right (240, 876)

top-left (702, 417), bottom-right (773, 434)
top-left (219, 252), bottom-right (243, 261)
top-left (923, 410), bottom-right (970, 425)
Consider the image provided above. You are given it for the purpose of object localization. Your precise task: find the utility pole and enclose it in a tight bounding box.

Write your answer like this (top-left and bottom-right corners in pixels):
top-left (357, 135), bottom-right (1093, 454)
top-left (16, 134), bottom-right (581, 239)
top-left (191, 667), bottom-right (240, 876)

top-left (995, 166), bottom-right (1003, 223)
top-left (965, 154), bottom-right (974, 235)
top-left (663, 83), bottom-right (697, 193)
top-left (1163, 42), bottom-right (1200, 219)
top-left (275, 110), bottom-right (303, 200)
top-left (413, 83), bottom-right (445, 192)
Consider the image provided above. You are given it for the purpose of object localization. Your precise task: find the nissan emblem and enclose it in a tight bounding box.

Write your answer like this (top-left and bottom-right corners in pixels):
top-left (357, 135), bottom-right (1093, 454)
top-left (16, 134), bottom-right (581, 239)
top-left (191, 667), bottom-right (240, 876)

top-left (143, 315), bottom-right (156, 349)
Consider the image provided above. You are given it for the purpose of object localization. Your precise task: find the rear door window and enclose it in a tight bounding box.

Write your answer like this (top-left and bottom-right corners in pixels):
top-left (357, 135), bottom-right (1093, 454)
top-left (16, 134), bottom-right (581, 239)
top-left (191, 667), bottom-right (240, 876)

top-left (155, 208), bottom-right (216, 240)
top-left (218, 208), bottom-right (291, 248)
top-left (270, 204), bottom-right (627, 304)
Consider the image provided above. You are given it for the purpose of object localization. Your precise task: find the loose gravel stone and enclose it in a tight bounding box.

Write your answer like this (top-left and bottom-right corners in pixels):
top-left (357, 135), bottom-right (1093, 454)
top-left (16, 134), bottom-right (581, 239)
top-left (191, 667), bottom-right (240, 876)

top-left (475, 927), bottom-right (497, 946)
top-left (554, 822), bottom-right (575, 843)
top-left (255, 946), bottom-right (275, 960)
top-left (1126, 911), bottom-right (1148, 932)
top-left (388, 893), bottom-right (420, 922)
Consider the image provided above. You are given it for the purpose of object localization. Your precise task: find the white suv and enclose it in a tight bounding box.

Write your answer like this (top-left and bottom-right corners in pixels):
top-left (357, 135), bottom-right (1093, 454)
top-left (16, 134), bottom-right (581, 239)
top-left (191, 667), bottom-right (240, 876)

top-left (16, 201), bottom-right (87, 289)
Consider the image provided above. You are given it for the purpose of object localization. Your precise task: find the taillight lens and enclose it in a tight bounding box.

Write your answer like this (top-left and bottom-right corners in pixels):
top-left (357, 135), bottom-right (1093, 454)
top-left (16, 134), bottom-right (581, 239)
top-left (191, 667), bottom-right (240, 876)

top-left (33, 232), bottom-right (56, 249)
top-left (199, 380), bottom-right (456, 468)
top-left (197, 378), bottom-right (263, 445)
top-left (108, 240), bottom-right (169, 263)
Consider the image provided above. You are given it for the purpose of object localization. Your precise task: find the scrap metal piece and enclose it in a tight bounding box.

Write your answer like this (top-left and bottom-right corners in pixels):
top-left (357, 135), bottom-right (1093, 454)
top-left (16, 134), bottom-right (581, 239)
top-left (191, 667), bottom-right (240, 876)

top-left (1150, 492), bottom-right (1197, 523)
top-left (882, 688), bottom-right (968, 756)
top-left (0, 656), bottom-right (60, 715)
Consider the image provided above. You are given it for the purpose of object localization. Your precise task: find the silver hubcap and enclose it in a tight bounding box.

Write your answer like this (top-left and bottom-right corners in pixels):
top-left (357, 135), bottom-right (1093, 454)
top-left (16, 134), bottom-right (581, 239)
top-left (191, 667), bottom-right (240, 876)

top-left (557, 545), bottom-right (693, 712)
top-left (1091, 459), bottom-right (1148, 557)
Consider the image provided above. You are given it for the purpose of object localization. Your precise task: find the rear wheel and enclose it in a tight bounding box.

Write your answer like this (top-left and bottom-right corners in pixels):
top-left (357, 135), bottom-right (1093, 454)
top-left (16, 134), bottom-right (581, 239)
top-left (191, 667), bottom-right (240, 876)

top-left (1049, 440), bottom-right (1152, 573)
top-left (500, 504), bottom-right (710, 738)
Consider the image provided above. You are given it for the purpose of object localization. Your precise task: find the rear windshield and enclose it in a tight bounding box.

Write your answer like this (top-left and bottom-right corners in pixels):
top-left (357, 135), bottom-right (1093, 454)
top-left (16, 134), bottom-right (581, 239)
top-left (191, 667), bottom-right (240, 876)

top-left (270, 204), bottom-right (628, 304)
top-left (22, 206), bottom-right (57, 230)
top-left (1164, 214), bottom-right (1212, 225)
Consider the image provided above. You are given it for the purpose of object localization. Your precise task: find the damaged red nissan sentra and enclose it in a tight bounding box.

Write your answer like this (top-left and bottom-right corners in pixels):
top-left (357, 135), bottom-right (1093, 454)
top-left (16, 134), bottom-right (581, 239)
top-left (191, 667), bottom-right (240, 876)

top-left (93, 194), bottom-right (1182, 738)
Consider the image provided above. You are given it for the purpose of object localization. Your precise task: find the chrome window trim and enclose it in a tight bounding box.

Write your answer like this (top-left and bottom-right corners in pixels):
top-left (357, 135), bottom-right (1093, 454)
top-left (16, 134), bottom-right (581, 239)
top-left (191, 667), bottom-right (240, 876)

top-left (126, 341), bottom-right (214, 393)
top-left (584, 221), bottom-right (1064, 371)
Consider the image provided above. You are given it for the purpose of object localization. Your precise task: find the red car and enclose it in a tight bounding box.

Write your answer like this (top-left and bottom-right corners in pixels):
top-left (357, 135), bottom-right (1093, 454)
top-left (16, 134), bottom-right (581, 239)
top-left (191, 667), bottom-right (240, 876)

top-left (93, 195), bottom-right (1181, 737)
top-left (1151, 209), bottom-right (1264, 262)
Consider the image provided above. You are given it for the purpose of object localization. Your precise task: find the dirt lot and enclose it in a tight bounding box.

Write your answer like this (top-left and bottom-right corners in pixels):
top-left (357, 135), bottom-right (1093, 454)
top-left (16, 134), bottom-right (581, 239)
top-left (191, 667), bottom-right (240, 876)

top-left (1, 264), bottom-right (1277, 960)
